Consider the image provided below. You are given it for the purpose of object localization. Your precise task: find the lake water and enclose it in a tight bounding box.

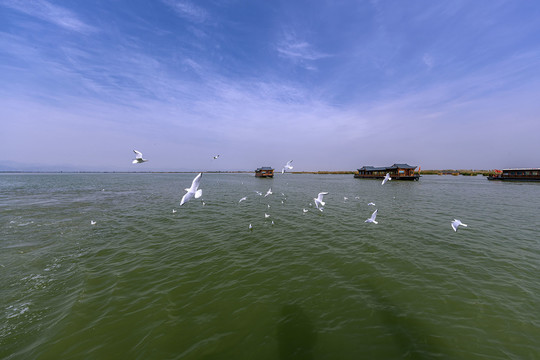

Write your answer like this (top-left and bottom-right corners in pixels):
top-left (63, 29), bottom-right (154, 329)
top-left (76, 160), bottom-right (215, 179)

top-left (1, 173), bottom-right (539, 359)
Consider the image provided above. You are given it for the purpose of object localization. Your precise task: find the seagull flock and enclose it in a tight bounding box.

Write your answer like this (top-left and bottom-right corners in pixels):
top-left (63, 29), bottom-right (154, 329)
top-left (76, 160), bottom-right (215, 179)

top-left (127, 150), bottom-right (468, 233)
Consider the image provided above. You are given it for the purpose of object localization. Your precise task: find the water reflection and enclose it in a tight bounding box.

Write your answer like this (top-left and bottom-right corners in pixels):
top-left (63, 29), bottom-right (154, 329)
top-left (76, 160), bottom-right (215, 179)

top-left (277, 304), bottom-right (317, 360)
top-left (365, 280), bottom-right (447, 359)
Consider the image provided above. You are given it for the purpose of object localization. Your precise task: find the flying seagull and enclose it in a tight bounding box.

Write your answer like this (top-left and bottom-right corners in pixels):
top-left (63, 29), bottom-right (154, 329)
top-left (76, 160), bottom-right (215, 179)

top-left (172, 209), bottom-right (177, 213)
top-left (281, 160), bottom-right (293, 174)
top-left (365, 209), bottom-right (378, 224)
top-left (303, 209), bottom-right (308, 213)
top-left (213, 154), bottom-right (220, 159)
top-left (132, 150), bottom-right (148, 164)
top-left (255, 191), bottom-right (263, 196)
top-left (180, 173), bottom-right (203, 206)
top-left (451, 219), bottom-right (468, 232)
top-left (265, 213), bottom-right (270, 218)
top-left (264, 188), bottom-right (273, 197)
top-left (314, 192), bottom-right (328, 210)
top-left (90, 220), bottom-right (96, 225)
top-left (368, 202), bottom-right (376, 206)
top-left (381, 173), bottom-right (391, 185)
top-left (239, 196), bottom-right (247, 203)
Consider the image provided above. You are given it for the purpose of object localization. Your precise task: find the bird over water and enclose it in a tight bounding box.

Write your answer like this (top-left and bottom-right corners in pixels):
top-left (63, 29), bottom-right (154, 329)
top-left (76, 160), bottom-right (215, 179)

top-left (180, 173), bottom-right (203, 206)
top-left (451, 219), bottom-right (468, 232)
top-left (132, 150), bottom-right (148, 164)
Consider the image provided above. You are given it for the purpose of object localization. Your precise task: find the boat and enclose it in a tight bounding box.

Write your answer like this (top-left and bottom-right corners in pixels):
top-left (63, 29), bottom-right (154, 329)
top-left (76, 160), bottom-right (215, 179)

top-left (354, 163), bottom-right (420, 181)
top-left (487, 168), bottom-right (540, 181)
top-left (255, 167), bottom-right (274, 178)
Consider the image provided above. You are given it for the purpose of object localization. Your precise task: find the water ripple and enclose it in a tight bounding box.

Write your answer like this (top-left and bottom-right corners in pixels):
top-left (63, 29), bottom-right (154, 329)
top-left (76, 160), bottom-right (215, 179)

top-left (1, 174), bottom-right (539, 359)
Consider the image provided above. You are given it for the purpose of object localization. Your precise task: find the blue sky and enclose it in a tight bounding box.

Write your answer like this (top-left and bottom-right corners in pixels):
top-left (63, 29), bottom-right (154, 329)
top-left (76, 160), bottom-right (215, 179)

top-left (1, 0), bottom-right (539, 171)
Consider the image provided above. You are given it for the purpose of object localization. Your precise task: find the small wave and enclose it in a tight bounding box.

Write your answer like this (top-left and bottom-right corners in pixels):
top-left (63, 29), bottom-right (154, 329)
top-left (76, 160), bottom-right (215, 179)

top-left (6, 302), bottom-right (31, 319)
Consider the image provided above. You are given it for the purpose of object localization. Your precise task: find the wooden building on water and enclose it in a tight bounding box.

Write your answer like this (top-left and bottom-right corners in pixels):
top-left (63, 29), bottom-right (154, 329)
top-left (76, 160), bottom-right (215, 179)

top-left (255, 167), bottom-right (274, 178)
top-left (355, 163), bottom-right (420, 181)
top-left (487, 168), bottom-right (540, 181)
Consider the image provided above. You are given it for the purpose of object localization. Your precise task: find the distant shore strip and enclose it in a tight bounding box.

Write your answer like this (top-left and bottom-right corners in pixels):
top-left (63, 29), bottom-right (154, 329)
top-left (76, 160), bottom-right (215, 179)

top-left (0, 170), bottom-right (498, 176)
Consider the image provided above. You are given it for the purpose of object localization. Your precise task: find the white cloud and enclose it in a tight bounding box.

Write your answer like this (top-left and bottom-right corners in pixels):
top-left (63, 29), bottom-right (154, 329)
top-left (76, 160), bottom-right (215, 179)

top-left (162, 0), bottom-right (208, 23)
top-left (276, 31), bottom-right (330, 69)
top-left (422, 53), bottom-right (434, 69)
top-left (1, 0), bottom-right (95, 33)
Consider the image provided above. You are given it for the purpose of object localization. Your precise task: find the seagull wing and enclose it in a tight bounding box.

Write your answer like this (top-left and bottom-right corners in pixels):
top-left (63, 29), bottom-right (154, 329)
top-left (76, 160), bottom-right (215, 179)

top-left (317, 192), bottom-right (328, 202)
top-left (451, 221), bottom-right (458, 232)
top-left (189, 173), bottom-right (202, 192)
top-left (180, 191), bottom-right (194, 206)
top-left (370, 209), bottom-right (378, 221)
top-left (133, 150), bottom-right (143, 159)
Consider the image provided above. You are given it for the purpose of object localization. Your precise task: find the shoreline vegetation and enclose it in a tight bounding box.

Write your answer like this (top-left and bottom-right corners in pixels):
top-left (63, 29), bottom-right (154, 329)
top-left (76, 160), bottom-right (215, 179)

top-left (1, 170), bottom-right (497, 176)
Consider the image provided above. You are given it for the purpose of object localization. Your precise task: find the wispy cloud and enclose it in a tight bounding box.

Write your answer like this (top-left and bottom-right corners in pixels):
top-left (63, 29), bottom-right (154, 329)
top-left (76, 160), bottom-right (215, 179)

top-left (276, 31), bottom-right (330, 69)
top-left (1, 0), bottom-right (95, 33)
top-left (162, 0), bottom-right (208, 23)
top-left (422, 53), bottom-right (434, 69)
top-left (2, 1), bottom-right (540, 170)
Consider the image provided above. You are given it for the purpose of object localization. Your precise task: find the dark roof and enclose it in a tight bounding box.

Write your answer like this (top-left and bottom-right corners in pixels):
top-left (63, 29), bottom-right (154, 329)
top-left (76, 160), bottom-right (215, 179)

top-left (388, 163), bottom-right (417, 169)
top-left (256, 167), bottom-right (274, 171)
top-left (358, 163), bottom-right (417, 171)
top-left (502, 168), bottom-right (540, 171)
top-left (358, 166), bottom-right (387, 171)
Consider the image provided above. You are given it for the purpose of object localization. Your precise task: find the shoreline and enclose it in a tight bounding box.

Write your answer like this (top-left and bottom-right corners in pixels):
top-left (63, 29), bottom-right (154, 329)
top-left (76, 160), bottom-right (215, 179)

top-left (1, 169), bottom-right (495, 175)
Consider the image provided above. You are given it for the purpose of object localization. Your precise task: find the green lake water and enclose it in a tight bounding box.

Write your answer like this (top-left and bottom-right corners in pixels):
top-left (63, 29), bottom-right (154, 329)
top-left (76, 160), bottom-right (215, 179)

top-left (1, 173), bottom-right (539, 359)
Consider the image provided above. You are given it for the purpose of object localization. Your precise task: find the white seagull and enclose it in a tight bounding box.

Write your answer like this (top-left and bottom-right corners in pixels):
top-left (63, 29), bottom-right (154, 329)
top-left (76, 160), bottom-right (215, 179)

top-left (172, 209), bottom-right (177, 213)
top-left (213, 154), bottom-right (220, 160)
top-left (303, 209), bottom-right (308, 213)
top-left (180, 173), bottom-right (203, 206)
top-left (239, 196), bottom-right (247, 203)
top-left (381, 173), bottom-right (391, 185)
top-left (365, 209), bottom-right (378, 224)
top-left (314, 192), bottom-right (328, 210)
top-left (368, 202), bottom-right (376, 206)
top-left (255, 191), bottom-right (263, 196)
top-left (132, 150), bottom-right (148, 164)
top-left (281, 160), bottom-right (293, 174)
top-left (451, 219), bottom-right (468, 232)
top-left (264, 188), bottom-right (273, 197)
top-left (265, 213), bottom-right (270, 218)
top-left (90, 220), bottom-right (96, 225)
top-left (249, 223), bottom-right (253, 231)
